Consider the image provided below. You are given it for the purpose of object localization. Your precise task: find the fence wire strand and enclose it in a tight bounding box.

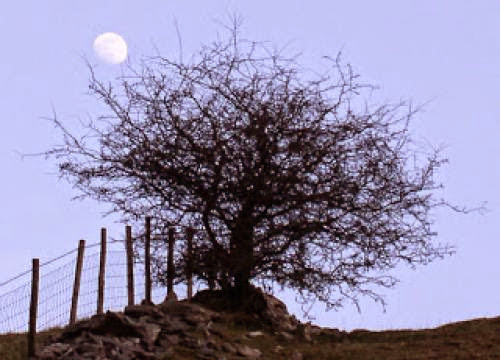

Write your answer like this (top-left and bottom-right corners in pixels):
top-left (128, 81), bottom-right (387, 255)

top-left (0, 237), bottom-right (176, 334)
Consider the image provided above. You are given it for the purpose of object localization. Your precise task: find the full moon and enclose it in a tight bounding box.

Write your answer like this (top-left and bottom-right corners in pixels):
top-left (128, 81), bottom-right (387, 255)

top-left (93, 32), bottom-right (128, 64)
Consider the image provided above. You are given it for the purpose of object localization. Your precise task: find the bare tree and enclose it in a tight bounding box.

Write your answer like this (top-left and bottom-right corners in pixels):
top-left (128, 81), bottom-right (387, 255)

top-left (41, 25), bottom-right (474, 309)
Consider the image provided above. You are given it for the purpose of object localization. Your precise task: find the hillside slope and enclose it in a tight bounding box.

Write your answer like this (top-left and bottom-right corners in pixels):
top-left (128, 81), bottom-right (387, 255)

top-left (1, 288), bottom-right (499, 359)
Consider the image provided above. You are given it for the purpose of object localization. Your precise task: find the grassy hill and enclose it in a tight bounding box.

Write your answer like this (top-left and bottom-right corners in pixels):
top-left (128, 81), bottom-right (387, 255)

top-left (1, 314), bottom-right (499, 359)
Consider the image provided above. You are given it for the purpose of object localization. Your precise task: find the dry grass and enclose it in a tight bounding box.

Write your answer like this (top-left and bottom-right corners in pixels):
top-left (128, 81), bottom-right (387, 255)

top-left (296, 316), bottom-right (500, 360)
top-left (205, 315), bottom-right (500, 359)
top-left (0, 327), bottom-right (62, 360)
top-left (161, 314), bottom-right (500, 359)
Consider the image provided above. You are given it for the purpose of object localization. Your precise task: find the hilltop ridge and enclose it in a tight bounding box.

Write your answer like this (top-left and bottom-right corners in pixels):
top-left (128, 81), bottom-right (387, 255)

top-left (1, 286), bottom-right (499, 359)
top-left (33, 286), bottom-right (305, 359)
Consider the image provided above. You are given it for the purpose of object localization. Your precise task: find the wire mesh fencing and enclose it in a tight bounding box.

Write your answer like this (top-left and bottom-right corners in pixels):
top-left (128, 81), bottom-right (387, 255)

top-left (0, 275), bottom-right (32, 333)
top-left (0, 233), bottom-right (181, 335)
top-left (0, 247), bottom-right (78, 334)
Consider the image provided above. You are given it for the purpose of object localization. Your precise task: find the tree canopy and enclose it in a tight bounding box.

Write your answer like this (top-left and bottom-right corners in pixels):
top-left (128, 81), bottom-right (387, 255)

top-left (43, 27), bottom-right (471, 310)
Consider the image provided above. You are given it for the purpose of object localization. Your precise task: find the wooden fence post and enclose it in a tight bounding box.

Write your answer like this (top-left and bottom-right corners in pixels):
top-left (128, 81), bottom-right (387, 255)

top-left (186, 227), bottom-right (193, 300)
top-left (97, 228), bottom-right (107, 315)
top-left (126, 225), bottom-right (135, 306)
top-left (166, 227), bottom-right (177, 301)
top-left (70, 240), bottom-right (85, 325)
top-left (28, 258), bottom-right (39, 357)
top-left (144, 217), bottom-right (152, 304)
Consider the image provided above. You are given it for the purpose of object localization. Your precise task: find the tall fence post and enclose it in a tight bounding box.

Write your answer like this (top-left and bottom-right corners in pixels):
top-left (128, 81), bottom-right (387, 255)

top-left (186, 227), bottom-right (193, 300)
top-left (126, 225), bottom-right (135, 306)
top-left (28, 258), bottom-right (39, 357)
top-left (144, 217), bottom-right (152, 304)
top-left (70, 239), bottom-right (85, 325)
top-left (97, 228), bottom-right (107, 315)
top-left (166, 227), bottom-right (177, 301)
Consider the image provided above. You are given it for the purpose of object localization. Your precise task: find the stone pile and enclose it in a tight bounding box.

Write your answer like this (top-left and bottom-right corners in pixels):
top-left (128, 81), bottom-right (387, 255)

top-left (33, 287), bottom-right (306, 360)
top-left (190, 286), bottom-right (301, 333)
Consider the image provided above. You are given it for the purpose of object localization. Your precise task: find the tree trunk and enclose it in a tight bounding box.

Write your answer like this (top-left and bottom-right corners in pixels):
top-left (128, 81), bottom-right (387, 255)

top-left (230, 223), bottom-right (254, 299)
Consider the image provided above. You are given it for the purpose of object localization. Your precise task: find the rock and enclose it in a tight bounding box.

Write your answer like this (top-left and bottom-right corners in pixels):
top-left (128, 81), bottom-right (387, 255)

top-left (162, 316), bottom-right (191, 334)
top-left (91, 311), bottom-right (142, 338)
top-left (129, 347), bottom-right (157, 360)
top-left (33, 286), bottom-right (319, 360)
top-left (75, 342), bottom-right (101, 354)
top-left (181, 336), bottom-right (204, 349)
top-left (34, 309), bottom-right (167, 359)
top-left (237, 334), bottom-right (250, 342)
top-left (236, 344), bottom-right (262, 359)
top-left (260, 291), bottom-right (298, 331)
top-left (247, 330), bottom-right (264, 337)
top-left (207, 324), bottom-right (225, 338)
top-left (159, 300), bottom-right (216, 321)
top-left (57, 317), bottom-right (99, 341)
top-left (137, 321), bottom-right (162, 347)
top-left (206, 337), bottom-right (220, 350)
top-left (37, 343), bottom-right (73, 359)
top-left (273, 345), bottom-right (284, 353)
top-left (297, 322), bottom-right (313, 342)
top-left (278, 331), bottom-right (294, 341)
top-left (198, 344), bottom-right (216, 357)
top-left (309, 324), bottom-right (322, 336)
top-left (191, 285), bottom-right (297, 331)
top-left (164, 333), bottom-right (181, 345)
top-left (185, 312), bottom-right (209, 325)
top-left (124, 304), bottom-right (164, 319)
top-left (199, 320), bottom-right (212, 336)
top-left (221, 341), bottom-right (237, 354)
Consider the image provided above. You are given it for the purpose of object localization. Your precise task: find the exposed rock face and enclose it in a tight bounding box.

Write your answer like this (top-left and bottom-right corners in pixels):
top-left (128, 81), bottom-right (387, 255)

top-left (191, 285), bottom-right (300, 332)
top-left (33, 287), bottom-right (301, 359)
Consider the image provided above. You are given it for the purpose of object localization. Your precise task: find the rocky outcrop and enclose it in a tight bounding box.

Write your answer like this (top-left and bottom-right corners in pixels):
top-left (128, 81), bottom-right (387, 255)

top-left (191, 285), bottom-right (300, 332)
top-left (33, 288), bottom-right (304, 360)
top-left (35, 302), bottom-right (221, 359)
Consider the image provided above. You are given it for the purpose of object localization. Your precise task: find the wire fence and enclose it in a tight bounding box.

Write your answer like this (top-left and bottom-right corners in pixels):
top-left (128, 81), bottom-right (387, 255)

top-left (0, 232), bottom-right (185, 335)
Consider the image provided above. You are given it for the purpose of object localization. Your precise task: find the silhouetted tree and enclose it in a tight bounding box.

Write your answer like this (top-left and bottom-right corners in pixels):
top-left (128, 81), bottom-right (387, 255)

top-left (42, 26), bottom-right (473, 309)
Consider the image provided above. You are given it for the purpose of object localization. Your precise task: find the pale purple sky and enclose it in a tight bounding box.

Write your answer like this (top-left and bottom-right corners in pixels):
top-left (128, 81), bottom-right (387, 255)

top-left (1, 1), bottom-right (499, 331)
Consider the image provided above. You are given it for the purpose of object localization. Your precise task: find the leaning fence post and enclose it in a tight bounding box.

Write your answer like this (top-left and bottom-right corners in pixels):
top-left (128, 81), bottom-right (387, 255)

top-left (166, 227), bottom-right (177, 301)
top-left (126, 225), bottom-right (135, 306)
top-left (97, 228), bottom-right (107, 315)
top-left (28, 258), bottom-right (39, 357)
top-left (144, 217), bottom-right (152, 304)
top-left (186, 227), bottom-right (193, 300)
top-left (70, 239), bottom-right (85, 325)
